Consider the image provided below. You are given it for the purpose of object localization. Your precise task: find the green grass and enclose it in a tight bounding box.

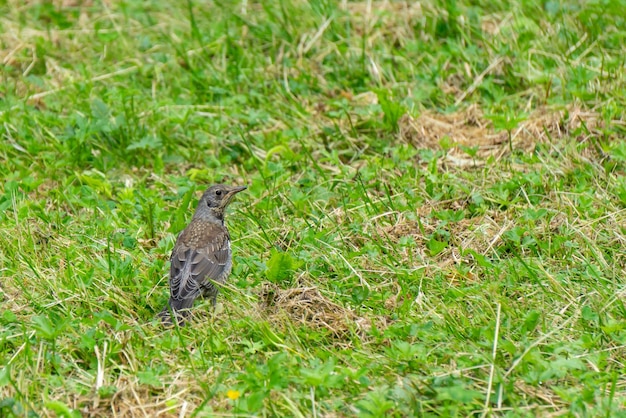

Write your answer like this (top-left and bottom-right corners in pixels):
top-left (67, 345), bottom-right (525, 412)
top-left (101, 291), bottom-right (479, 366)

top-left (1, 0), bottom-right (626, 416)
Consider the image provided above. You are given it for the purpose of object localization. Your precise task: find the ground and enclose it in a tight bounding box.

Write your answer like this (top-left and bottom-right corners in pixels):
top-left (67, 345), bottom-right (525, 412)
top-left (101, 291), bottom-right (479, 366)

top-left (1, 0), bottom-right (626, 416)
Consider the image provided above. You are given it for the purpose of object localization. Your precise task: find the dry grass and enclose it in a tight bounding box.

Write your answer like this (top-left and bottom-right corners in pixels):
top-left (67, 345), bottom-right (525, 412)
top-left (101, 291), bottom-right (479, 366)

top-left (78, 380), bottom-right (185, 418)
top-left (259, 283), bottom-right (370, 339)
top-left (399, 105), bottom-right (617, 165)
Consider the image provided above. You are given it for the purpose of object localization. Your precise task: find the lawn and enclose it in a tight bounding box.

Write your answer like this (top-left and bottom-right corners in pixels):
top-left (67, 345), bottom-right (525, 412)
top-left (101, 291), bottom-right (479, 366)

top-left (1, 0), bottom-right (626, 416)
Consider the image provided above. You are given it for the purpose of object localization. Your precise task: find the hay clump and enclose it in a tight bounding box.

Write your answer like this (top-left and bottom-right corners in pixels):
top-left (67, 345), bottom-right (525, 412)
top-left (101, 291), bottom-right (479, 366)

top-left (259, 284), bottom-right (369, 339)
top-left (399, 105), bottom-right (612, 165)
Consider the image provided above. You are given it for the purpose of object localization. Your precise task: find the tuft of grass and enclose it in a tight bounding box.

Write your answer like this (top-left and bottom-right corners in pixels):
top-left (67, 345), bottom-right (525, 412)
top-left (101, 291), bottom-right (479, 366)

top-left (1, 0), bottom-right (626, 416)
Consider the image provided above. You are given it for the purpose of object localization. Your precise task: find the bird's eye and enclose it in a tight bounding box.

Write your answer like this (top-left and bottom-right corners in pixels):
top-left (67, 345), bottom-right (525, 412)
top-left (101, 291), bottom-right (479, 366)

top-left (215, 190), bottom-right (222, 196)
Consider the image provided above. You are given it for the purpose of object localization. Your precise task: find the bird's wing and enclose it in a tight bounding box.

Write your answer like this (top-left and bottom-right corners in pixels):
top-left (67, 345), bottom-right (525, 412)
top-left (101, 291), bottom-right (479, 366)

top-left (169, 222), bottom-right (230, 301)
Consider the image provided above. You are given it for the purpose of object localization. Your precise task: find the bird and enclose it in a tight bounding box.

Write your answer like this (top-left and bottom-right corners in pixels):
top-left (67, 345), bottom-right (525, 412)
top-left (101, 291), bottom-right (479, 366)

top-left (159, 184), bottom-right (247, 326)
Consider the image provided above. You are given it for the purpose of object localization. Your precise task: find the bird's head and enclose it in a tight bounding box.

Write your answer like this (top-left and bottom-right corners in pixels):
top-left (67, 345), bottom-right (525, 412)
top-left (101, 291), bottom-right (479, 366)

top-left (194, 184), bottom-right (247, 222)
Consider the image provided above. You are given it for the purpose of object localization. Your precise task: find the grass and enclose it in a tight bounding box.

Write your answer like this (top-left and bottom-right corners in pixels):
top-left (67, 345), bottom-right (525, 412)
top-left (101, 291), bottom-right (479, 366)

top-left (1, 0), bottom-right (626, 416)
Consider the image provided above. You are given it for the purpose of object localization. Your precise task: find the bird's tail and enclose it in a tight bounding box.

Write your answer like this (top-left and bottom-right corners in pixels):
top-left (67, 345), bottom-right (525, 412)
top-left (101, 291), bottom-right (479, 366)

top-left (158, 298), bottom-right (194, 327)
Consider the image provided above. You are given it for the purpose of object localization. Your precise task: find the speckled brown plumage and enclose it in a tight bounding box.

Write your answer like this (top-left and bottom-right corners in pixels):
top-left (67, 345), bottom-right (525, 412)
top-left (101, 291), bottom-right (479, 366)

top-left (159, 184), bottom-right (246, 326)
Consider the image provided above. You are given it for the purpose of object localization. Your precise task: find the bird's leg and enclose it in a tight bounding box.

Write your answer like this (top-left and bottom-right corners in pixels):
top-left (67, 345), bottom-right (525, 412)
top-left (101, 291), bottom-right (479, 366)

top-left (210, 292), bottom-right (218, 307)
top-left (200, 282), bottom-right (221, 307)
top-left (159, 296), bottom-right (196, 327)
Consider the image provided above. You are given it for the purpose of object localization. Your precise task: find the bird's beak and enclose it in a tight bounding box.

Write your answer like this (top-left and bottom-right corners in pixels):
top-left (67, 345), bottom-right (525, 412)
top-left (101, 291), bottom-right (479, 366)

top-left (230, 185), bottom-right (247, 194)
top-left (222, 185), bottom-right (247, 206)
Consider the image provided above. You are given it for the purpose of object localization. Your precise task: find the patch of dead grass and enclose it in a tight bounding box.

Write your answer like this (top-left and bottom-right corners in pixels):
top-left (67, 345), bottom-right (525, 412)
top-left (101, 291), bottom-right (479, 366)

top-left (75, 375), bottom-right (199, 418)
top-left (380, 210), bottom-right (504, 259)
top-left (341, 1), bottom-right (424, 42)
top-left (259, 283), bottom-right (371, 339)
top-left (399, 105), bottom-right (616, 166)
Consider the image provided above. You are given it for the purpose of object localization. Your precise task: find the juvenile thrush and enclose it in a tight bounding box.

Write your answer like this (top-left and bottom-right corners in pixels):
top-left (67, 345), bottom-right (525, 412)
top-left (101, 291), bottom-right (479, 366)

top-left (159, 184), bottom-right (247, 326)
